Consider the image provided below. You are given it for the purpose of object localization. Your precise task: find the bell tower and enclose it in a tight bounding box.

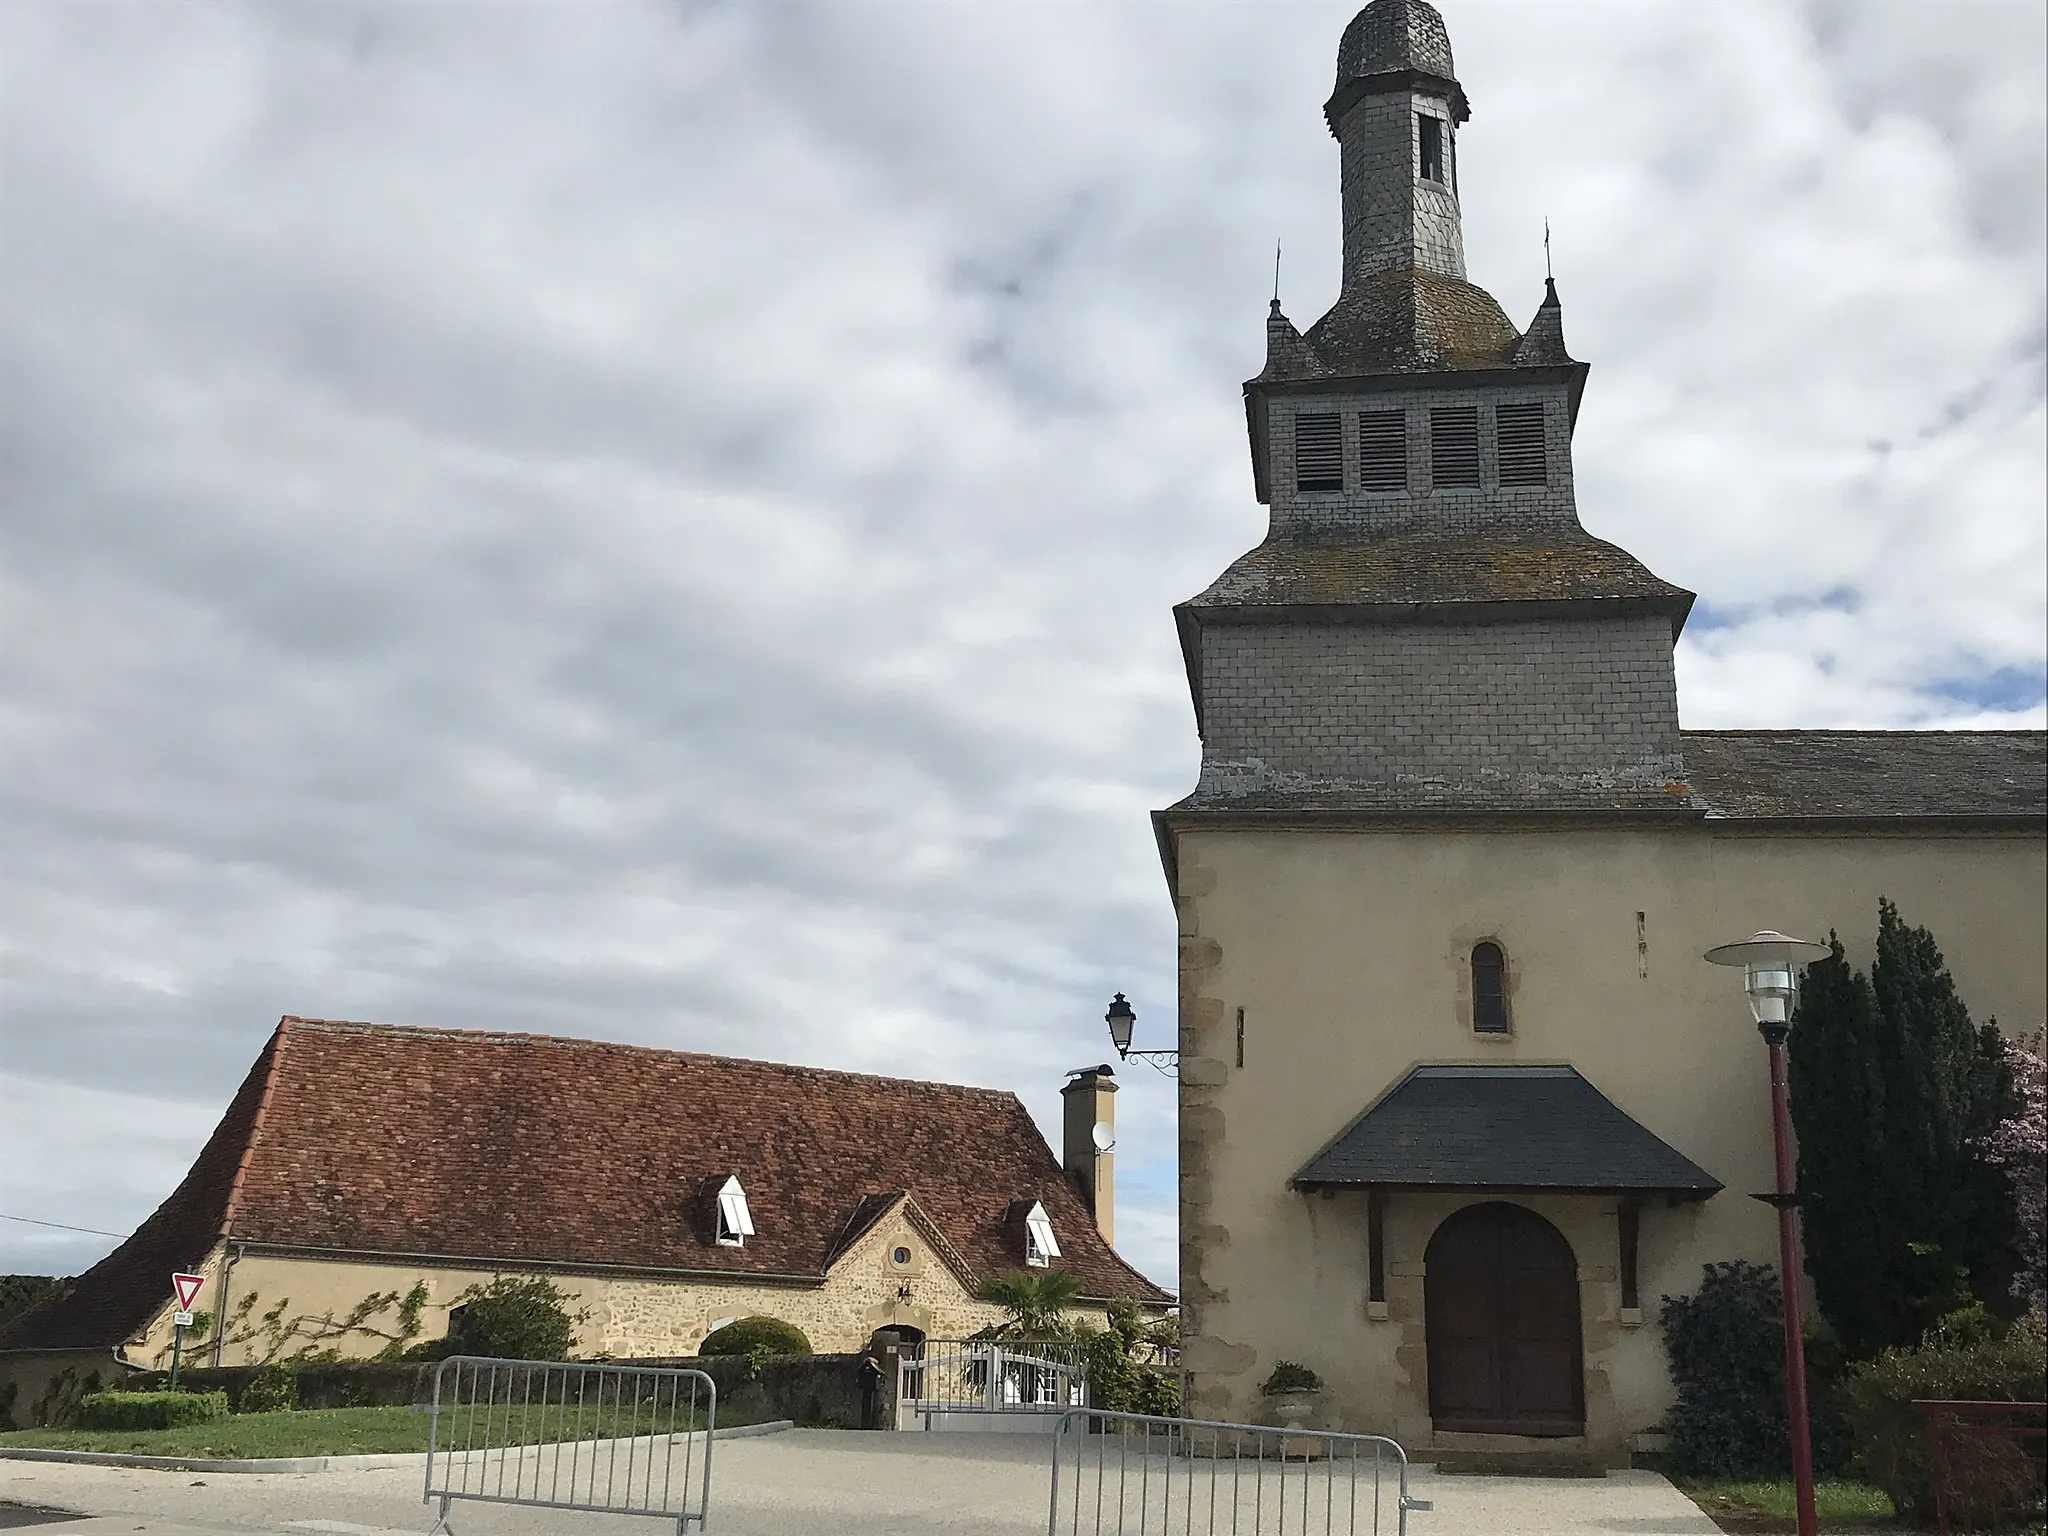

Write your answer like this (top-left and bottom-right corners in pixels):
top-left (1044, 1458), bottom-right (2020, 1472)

top-left (1168, 0), bottom-right (1696, 820)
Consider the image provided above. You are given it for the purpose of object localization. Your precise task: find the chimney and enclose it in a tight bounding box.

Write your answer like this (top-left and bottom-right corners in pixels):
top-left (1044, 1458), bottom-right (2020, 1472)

top-left (1060, 1064), bottom-right (1118, 1246)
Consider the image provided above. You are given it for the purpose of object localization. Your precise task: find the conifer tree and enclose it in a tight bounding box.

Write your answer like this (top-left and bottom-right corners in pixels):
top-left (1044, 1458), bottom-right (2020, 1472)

top-left (1787, 936), bottom-right (1889, 1356)
top-left (1789, 899), bottom-right (2020, 1357)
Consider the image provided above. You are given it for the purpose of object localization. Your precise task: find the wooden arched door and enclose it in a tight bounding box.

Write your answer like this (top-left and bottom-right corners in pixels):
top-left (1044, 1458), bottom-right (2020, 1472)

top-left (1425, 1201), bottom-right (1584, 1436)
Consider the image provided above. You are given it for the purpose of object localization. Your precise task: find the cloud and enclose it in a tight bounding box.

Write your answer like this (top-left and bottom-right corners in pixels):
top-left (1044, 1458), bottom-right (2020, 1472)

top-left (1, 0), bottom-right (2041, 1294)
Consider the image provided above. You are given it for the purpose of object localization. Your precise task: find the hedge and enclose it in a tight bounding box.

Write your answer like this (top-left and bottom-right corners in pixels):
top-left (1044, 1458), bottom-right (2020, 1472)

top-left (1841, 1309), bottom-right (2046, 1524)
top-left (697, 1317), bottom-right (811, 1357)
top-left (72, 1390), bottom-right (229, 1431)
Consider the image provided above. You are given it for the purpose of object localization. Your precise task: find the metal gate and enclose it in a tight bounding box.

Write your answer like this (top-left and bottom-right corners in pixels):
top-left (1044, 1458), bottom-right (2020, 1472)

top-left (1047, 1408), bottom-right (1428, 1535)
top-left (424, 1356), bottom-right (717, 1533)
top-left (899, 1338), bottom-right (1089, 1430)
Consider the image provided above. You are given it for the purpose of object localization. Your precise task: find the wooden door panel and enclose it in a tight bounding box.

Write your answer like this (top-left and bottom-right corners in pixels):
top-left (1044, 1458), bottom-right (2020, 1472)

top-left (1426, 1201), bottom-right (1584, 1436)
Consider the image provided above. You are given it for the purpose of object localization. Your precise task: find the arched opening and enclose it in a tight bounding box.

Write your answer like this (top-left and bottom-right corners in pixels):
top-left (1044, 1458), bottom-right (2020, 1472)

top-left (1471, 942), bottom-right (1508, 1034)
top-left (1425, 1201), bottom-right (1583, 1436)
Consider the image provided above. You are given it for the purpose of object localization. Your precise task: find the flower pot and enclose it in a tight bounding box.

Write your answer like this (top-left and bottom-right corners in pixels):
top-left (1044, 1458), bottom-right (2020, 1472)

top-left (1267, 1389), bottom-right (1319, 1426)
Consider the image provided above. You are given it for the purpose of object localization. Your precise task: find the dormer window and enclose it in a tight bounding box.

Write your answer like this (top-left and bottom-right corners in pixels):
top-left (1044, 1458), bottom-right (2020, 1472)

top-left (1418, 115), bottom-right (1444, 183)
top-left (714, 1175), bottom-right (755, 1247)
top-left (1023, 1201), bottom-right (1061, 1268)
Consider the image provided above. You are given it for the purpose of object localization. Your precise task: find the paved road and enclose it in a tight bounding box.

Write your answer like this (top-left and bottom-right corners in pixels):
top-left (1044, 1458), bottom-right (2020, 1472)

top-left (5, 1430), bottom-right (1721, 1535)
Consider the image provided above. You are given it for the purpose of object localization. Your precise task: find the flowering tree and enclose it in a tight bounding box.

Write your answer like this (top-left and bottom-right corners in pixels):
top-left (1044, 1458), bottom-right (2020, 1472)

top-left (1984, 1027), bottom-right (2047, 1305)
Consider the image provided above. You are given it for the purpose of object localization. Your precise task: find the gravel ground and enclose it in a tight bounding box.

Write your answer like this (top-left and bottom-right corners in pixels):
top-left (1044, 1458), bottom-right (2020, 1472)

top-left (5, 1430), bottom-right (1723, 1535)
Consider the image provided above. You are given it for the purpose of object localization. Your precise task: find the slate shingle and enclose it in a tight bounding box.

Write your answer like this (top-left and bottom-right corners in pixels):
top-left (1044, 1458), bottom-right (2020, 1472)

top-left (1292, 1064), bottom-right (1722, 1196)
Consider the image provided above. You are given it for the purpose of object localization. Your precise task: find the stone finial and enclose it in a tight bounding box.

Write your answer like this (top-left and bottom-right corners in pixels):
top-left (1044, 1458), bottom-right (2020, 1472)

top-left (1262, 299), bottom-right (1314, 380)
top-left (1513, 277), bottom-right (1575, 366)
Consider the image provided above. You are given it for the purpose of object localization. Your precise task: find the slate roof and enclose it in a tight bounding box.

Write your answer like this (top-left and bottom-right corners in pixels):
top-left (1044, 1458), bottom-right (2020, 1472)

top-left (1298, 267), bottom-right (1523, 378)
top-left (1292, 1065), bottom-right (1723, 1197)
top-left (2, 1020), bottom-right (1167, 1352)
top-left (1683, 730), bottom-right (2047, 820)
top-left (1158, 732), bottom-right (2046, 823)
top-left (1180, 531), bottom-right (1693, 620)
top-left (1327, 0), bottom-right (1466, 129)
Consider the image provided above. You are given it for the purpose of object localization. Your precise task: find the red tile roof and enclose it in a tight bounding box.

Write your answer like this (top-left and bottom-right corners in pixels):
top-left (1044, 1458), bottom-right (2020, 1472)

top-left (3, 1019), bottom-right (1168, 1351)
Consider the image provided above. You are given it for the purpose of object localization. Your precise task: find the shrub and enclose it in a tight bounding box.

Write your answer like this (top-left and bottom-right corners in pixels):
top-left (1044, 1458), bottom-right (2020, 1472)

top-left (697, 1316), bottom-right (811, 1358)
top-left (1841, 1308), bottom-right (2047, 1523)
top-left (72, 1390), bottom-right (229, 1430)
top-left (1133, 1368), bottom-right (1181, 1417)
top-left (1260, 1362), bottom-right (1321, 1395)
top-left (1661, 1261), bottom-right (1850, 1477)
top-left (408, 1275), bottom-right (586, 1362)
top-left (236, 1363), bottom-right (299, 1414)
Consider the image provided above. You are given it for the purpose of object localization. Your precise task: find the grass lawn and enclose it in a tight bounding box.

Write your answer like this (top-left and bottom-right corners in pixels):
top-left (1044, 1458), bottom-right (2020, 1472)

top-left (0, 1400), bottom-right (763, 1459)
top-left (1672, 1476), bottom-right (1901, 1531)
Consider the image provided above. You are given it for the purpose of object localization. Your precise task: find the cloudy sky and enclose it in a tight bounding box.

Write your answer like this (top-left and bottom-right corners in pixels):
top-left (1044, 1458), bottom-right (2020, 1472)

top-left (2, 0), bottom-right (2042, 1292)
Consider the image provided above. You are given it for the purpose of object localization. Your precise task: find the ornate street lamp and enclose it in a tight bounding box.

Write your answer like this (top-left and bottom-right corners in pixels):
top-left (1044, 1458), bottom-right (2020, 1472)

top-left (1704, 929), bottom-right (1832, 1536)
top-left (1104, 993), bottom-right (1177, 1076)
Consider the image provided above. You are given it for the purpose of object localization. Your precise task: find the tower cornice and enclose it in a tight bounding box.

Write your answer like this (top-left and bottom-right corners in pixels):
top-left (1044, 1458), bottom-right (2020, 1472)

top-left (1325, 67), bottom-right (1469, 136)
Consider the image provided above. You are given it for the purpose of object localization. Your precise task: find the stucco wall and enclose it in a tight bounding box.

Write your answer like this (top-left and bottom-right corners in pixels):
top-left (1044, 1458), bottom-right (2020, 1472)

top-left (1175, 820), bottom-right (2047, 1446)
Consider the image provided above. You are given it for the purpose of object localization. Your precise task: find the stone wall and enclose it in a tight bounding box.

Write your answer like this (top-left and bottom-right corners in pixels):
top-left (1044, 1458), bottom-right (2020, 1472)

top-left (116, 1202), bottom-right (1038, 1378)
top-left (1197, 614), bottom-right (1682, 791)
top-left (1266, 386), bottom-right (1577, 536)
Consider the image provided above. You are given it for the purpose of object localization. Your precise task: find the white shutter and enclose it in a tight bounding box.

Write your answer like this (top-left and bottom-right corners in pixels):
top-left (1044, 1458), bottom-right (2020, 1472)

top-left (716, 1175), bottom-right (755, 1245)
top-left (1024, 1200), bottom-right (1060, 1266)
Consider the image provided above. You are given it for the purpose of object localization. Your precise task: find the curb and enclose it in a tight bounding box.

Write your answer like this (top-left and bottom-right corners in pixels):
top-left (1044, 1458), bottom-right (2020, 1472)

top-left (0, 1417), bottom-right (795, 1475)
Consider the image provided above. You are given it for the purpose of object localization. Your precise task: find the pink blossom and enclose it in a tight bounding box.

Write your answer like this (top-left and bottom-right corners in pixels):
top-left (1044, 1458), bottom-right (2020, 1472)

top-left (1985, 1027), bottom-right (2047, 1304)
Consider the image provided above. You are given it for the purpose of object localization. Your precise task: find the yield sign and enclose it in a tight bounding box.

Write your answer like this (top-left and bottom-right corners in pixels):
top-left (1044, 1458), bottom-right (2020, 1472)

top-left (171, 1272), bottom-right (205, 1311)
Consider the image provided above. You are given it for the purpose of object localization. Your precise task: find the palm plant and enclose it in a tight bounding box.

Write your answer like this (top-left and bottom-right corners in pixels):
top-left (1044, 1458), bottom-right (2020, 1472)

top-left (975, 1268), bottom-right (1081, 1338)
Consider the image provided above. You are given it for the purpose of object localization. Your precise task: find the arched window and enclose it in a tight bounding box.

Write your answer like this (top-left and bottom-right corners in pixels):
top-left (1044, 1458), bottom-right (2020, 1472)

top-left (1472, 942), bottom-right (1509, 1034)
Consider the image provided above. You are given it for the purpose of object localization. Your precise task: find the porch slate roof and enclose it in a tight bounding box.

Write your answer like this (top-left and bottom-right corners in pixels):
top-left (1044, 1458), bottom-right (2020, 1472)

top-left (1291, 1064), bottom-right (1723, 1198)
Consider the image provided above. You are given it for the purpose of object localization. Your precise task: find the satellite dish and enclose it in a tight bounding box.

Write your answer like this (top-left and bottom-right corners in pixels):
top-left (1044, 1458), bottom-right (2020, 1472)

top-left (1091, 1122), bottom-right (1116, 1153)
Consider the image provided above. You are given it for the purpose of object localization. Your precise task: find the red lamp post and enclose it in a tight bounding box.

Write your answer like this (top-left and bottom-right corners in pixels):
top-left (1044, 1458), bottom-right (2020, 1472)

top-left (1705, 930), bottom-right (1833, 1536)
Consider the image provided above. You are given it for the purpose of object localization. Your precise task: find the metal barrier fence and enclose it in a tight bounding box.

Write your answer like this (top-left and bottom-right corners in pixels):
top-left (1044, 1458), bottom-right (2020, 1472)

top-left (1910, 1398), bottom-right (2048, 1535)
top-left (1047, 1409), bottom-right (1428, 1536)
top-left (424, 1356), bottom-right (716, 1533)
top-left (901, 1338), bottom-right (1090, 1427)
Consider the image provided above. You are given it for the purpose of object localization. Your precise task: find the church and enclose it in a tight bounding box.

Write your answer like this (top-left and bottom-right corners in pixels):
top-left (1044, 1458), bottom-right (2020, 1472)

top-left (1156, 0), bottom-right (2045, 1455)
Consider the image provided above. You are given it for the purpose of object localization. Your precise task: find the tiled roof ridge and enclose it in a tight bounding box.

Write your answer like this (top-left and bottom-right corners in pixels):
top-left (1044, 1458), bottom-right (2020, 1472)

top-left (276, 1016), bottom-right (1026, 1104)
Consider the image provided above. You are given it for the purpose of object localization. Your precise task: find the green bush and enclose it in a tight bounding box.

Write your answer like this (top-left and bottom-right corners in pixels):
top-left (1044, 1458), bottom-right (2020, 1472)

top-left (72, 1390), bottom-right (229, 1430)
top-left (697, 1316), bottom-right (811, 1358)
top-left (407, 1275), bottom-right (587, 1362)
top-left (1841, 1308), bottom-right (2046, 1523)
top-left (1661, 1261), bottom-right (1850, 1478)
top-left (1260, 1361), bottom-right (1322, 1394)
top-left (236, 1364), bottom-right (299, 1413)
top-left (1132, 1368), bottom-right (1180, 1417)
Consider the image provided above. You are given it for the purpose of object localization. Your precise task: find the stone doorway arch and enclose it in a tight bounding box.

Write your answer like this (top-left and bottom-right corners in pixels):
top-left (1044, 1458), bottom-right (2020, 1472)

top-left (1424, 1201), bottom-right (1584, 1436)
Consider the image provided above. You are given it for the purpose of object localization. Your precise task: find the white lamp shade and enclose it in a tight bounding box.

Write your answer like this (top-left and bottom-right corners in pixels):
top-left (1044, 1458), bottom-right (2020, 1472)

top-left (1105, 993), bottom-right (1135, 1054)
top-left (1703, 931), bottom-right (1830, 1030)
